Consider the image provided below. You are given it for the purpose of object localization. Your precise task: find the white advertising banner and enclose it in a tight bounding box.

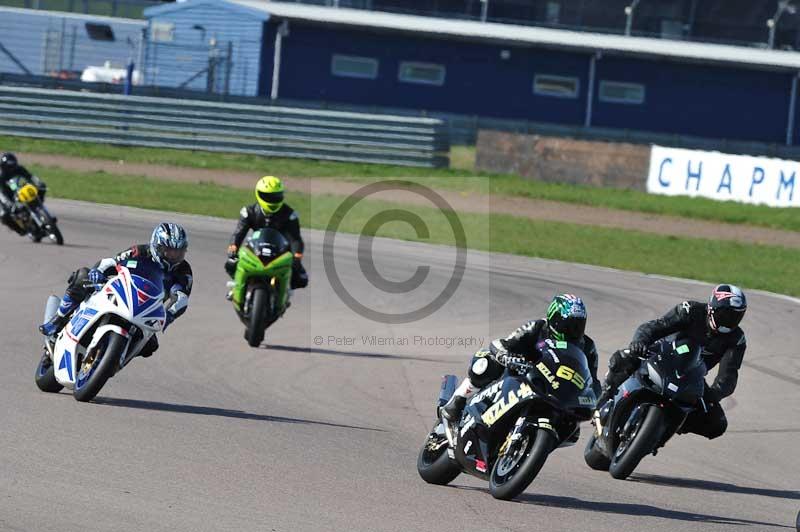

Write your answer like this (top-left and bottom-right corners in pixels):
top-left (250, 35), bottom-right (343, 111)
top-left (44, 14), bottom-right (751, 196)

top-left (647, 145), bottom-right (799, 208)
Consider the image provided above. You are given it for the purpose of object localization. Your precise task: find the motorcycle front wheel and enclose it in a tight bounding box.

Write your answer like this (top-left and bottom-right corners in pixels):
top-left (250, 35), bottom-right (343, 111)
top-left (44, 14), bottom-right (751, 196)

top-left (73, 332), bottom-right (128, 402)
top-left (489, 427), bottom-right (556, 501)
top-left (609, 405), bottom-right (665, 480)
top-left (245, 286), bottom-right (271, 347)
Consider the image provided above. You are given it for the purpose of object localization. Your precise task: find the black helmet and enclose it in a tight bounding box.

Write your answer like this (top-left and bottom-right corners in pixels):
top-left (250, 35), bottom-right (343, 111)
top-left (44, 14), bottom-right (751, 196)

top-left (0, 152), bottom-right (18, 174)
top-left (707, 284), bottom-right (747, 334)
top-left (546, 294), bottom-right (587, 342)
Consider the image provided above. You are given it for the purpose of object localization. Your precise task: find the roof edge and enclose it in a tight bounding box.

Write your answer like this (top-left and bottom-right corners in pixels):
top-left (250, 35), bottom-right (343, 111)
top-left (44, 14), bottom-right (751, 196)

top-left (232, 0), bottom-right (800, 71)
top-left (145, 0), bottom-right (271, 21)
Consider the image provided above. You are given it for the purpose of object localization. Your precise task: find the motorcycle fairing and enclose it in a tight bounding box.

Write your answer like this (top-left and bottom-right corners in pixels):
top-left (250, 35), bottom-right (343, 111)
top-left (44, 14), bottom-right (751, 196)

top-left (232, 246), bottom-right (292, 311)
top-left (51, 264), bottom-right (165, 388)
top-left (454, 373), bottom-right (536, 478)
top-left (597, 367), bottom-right (696, 456)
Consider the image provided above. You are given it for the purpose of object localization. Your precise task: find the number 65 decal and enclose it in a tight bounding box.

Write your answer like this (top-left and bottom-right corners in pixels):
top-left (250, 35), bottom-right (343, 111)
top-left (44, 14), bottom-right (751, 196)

top-left (556, 365), bottom-right (586, 390)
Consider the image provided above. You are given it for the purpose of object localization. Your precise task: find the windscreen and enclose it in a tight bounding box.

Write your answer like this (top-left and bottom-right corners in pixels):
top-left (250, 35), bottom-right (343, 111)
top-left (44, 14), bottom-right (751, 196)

top-left (649, 337), bottom-right (703, 378)
top-left (646, 337), bottom-right (706, 404)
top-left (529, 340), bottom-right (596, 413)
top-left (248, 228), bottom-right (290, 258)
top-left (122, 257), bottom-right (164, 300)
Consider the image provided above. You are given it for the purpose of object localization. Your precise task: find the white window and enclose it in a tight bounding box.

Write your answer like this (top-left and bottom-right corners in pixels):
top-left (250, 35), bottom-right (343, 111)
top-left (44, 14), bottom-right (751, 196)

top-left (599, 81), bottom-right (646, 104)
top-left (150, 21), bottom-right (174, 43)
top-left (331, 54), bottom-right (379, 80)
top-left (398, 62), bottom-right (446, 86)
top-left (533, 74), bottom-right (579, 98)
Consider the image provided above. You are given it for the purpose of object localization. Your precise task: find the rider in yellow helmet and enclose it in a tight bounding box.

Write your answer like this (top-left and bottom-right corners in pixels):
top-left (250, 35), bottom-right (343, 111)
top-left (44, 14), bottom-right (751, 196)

top-left (226, 176), bottom-right (308, 289)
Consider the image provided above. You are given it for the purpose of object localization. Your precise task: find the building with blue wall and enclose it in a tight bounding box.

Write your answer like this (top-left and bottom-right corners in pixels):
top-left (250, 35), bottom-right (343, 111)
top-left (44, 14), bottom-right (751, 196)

top-left (141, 0), bottom-right (800, 147)
top-left (143, 1), bottom-right (266, 95)
top-left (0, 7), bottom-right (144, 77)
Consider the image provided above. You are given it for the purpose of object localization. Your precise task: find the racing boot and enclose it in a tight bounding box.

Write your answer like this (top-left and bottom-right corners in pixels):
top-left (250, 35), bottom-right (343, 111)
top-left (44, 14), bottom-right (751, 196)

top-left (559, 426), bottom-right (581, 448)
top-left (596, 366), bottom-right (629, 408)
top-left (38, 294), bottom-right (78, 337)
top-left (595, 384), bottom-right (616, 408)
top-left (139, 335), bottom-right (159, 358)
top-left (440, 377), bottom-right (475, 422)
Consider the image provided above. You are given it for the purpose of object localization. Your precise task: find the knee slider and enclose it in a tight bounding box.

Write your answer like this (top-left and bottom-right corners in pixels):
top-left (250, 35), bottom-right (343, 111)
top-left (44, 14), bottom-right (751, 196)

top-left (68, 267), bottom-right (90, 285)
top-left (66, 268), bottom-right (91, 298)
top-left (707, 415), bottom-right (728, 440)
top-left (468, 356), bottom-right (493, 387)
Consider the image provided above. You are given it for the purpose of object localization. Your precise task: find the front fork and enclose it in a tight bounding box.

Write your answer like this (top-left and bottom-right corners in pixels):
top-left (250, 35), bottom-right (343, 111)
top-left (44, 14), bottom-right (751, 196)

top-left (438, 375), bottom-right (459, 449)
top-left (500, 416), bottom-right (527, 456)
top-left (500, 413), bottom-right (557, 458)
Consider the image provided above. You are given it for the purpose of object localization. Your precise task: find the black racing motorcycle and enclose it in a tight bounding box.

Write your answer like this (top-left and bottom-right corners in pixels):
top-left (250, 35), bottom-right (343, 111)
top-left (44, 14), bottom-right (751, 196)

top-left (583, 336), bottom-right (706, 480)
top-left (5, 176), bottom-right (63, 244)
top-left (417, 340), bottom-right (597, 501)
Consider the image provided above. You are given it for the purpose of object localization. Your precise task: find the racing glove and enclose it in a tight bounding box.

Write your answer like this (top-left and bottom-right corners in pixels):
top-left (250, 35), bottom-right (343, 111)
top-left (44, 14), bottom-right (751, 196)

top-left (31, 176), bottom-right (47, 200)
top-left (164, 289), bottom-right (189, 331)
top-left (628, 341), bottom-right (648, 358)
top-left (490, 340), bottom-right (524, 368)
top-left (87, 268), bottom-right (107, 286)
top-left (227, 244), bottom-right (238, 258)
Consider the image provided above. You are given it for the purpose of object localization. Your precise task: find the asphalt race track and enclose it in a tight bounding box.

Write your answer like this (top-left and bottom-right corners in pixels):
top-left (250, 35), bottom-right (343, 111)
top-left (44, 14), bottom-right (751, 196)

top-left (1, 199), bottom-right (798, 532)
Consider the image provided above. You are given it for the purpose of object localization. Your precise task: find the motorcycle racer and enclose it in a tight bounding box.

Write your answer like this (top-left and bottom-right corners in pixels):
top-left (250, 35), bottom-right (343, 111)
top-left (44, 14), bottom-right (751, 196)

top-left (596, 284), bottom-right (747, 440)
top-left (1, 152), bottom-right (48, 235)
top-left (39, 223), bottom-right (192, 359)
top-left (226, 176), bottom-right (308, 289)
top-left (441, 294), bottom-right (601, 422)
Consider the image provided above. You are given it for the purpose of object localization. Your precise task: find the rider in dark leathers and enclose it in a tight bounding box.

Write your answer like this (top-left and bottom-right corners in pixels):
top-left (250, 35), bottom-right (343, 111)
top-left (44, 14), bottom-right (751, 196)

top-left (39, 223), bottom-right (193, 359)
top-left (1, 152), bottom-right (48, 235)
top-left (226, 176), bottom-right (308, 289)
top-left (441, 294), bottom-right (601, 422)
top-left (598, 284), bottom-right (747, 440)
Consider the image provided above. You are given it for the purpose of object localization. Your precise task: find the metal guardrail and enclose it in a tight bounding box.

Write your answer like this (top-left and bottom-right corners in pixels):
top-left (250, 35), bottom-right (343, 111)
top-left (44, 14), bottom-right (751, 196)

top-left (0, 86), bottom-right (450, 167)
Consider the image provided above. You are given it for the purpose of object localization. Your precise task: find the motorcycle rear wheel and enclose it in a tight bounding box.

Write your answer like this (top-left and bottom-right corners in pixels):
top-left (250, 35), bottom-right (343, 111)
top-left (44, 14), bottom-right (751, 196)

top-left (73, 332), bottom-right (127, 402)
top-left (583, 432), bottom-right (611, 471)
top-left (34, 352), bottom-right (63, 393)
top-left (49, 225), bottom-right (64, 245)
top-left (609, 406), bottom-right (665, 480)
top-left (489, 428), bottom-right (556, 501)
top-left (417, 423), bottom-right (460, 485)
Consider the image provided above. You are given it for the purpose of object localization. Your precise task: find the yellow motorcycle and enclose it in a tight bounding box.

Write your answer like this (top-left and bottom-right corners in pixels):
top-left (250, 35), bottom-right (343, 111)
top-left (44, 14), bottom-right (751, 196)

top-left (5, 176), bottom-right (63, 245)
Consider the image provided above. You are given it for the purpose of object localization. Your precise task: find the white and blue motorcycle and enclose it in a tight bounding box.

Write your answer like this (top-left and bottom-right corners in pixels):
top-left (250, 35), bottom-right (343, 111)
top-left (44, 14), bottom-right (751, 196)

top-left (35, 258), bottom-right (167, 402)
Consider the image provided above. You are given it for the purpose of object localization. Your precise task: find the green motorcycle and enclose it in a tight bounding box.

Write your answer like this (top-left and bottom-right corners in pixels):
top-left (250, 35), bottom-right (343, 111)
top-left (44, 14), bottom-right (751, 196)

top-left (227, 228), bottom-right (293, 347)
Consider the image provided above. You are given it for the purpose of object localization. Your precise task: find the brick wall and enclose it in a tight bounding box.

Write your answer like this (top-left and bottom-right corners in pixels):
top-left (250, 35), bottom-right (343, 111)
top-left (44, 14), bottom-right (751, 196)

top-left (475, 130), bottom-right (651, 190)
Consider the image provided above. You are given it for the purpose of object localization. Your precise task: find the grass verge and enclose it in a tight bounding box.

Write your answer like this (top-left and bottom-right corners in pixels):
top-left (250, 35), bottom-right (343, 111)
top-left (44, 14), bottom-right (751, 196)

top-left (41, 166), bottom-right (799, 297)
top-left (8, 135), bottom-right (798, 233)
top-left (9, 136), bottom-right (470, 179)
